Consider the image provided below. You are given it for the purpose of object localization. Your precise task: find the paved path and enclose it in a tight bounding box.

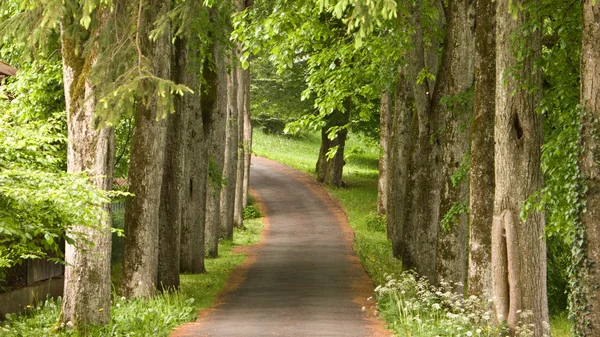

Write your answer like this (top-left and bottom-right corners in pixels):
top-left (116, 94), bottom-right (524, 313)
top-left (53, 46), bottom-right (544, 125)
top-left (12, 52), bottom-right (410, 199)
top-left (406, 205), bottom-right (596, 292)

top-left (172, 156), bottom-right (389, 337)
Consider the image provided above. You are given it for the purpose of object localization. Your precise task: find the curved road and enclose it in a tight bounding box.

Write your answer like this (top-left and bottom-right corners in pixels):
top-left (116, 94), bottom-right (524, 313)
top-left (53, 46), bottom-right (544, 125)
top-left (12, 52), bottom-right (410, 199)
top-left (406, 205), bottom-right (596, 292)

top-left (172, 156), bottom-right (389, 337)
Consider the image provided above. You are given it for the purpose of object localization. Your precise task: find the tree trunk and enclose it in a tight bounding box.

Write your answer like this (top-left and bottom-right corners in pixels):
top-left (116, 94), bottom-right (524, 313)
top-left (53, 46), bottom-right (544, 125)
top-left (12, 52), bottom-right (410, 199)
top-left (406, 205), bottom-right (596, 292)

top-left (388, 67), bottom-right (414, 251)
top-left (120, 0), bottom-right (171, 298)
top-left (434, 0), bottom-right (475, 292)
top-left (241, 68), bottom-right (252, 208)
top-left (180, 37), bottom-right (207, 274)
top-left (204, 35), bottom-right (228, 258)
top-left (468, 0), bottom-right (495, 298)
top-left (60, 12), bottom-right (115, 325)
top-left (233, 0), bottom-right (249, 228)
top-left (316, 109), bottom-right (349, 188)
top-left (400, 0), bottom-right (440, 282)
top-left (573, 2), bottom-right (600, 335)
top-left (378, 91), bottom-right (391, 216)
top-left (233, 61), bottom-right (246, 229)
top-left (220, 58), bottom-right (239, 240)
top-left (157, 38), bottom-right (188, 291)
top-left (493, 0), bottom-right (549, 334)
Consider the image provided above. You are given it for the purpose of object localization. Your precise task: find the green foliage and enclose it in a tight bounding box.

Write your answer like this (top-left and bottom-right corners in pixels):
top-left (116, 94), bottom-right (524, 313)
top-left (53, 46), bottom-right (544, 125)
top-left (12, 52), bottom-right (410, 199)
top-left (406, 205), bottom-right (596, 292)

top-left (440, 201), bottom-right (469, 233)
top-left (243, 204), bottom-right (262, 220)
top-left (364, 212), bottom-right (386, 233)
top-left (234, 0), bottom-right (406, 143)
top-left (208, 157), bottom-right (227, 192)
top-left (0, 115), bottom-right (114, 286)
top-left (250, 57), bottom-right (314, 132)
top-left (0, 42), bottom-right (114, 285)
top-left (0, 293), bottom-right (196, 337)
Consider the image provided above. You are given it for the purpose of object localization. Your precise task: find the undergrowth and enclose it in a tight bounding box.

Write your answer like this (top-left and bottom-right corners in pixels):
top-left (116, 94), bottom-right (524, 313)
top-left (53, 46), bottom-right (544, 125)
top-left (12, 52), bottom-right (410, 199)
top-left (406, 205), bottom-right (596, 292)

top-left (0, 211), bottom-right (264, 336)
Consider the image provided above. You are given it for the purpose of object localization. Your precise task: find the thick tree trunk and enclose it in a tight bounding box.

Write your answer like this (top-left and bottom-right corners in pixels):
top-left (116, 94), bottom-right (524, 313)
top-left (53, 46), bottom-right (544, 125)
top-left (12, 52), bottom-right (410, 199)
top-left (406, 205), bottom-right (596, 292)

top-left (120, 0), bottom-right (171, 298)
top-left (492, 1), bottom-right (549, 334)
top-left (573, 2), bottom-right (600, 335)
top-left (241, 68), bottom-right (252, 208)
top-left (434, 0), bottom-right (475, 292)
top-left (400, 0), bottom-right (440, 282)
top-left (233, 0), bottom-right (249, 228)
top-left (316, 109), bottom-right (349, 188)
top-left (388, 68), bottom-right (414, 251)
top-left (220, 59), bottom-right (239, 240)
top-left (240, 1), bottom-right (253, 209)
top-left (377, 92), bottom-right (391, 216)
top-left (468, 0), bottom-right (495, 298)
top-left (157, 38), bottom-right (188, 291)
top-left (60, 13), bottom-right (115, 324)
top-left (233, 62), bottom-right (246, 229)
top-left (180, 37), bottom-right (207, 274)
top-left (204, 37), bottom-right (228, 258)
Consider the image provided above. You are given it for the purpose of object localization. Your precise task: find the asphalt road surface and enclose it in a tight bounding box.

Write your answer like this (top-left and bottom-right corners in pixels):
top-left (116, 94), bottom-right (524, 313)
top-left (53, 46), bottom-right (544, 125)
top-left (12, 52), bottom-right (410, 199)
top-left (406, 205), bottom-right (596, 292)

top-left (171, 156), bottom-right (390, 337)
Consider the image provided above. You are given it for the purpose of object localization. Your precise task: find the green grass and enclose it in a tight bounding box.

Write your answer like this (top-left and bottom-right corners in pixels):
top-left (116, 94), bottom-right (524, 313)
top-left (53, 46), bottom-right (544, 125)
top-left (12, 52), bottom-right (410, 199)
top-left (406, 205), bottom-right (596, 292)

top-left (0, 206), bottom-right (264, 337)
top-left (181, 217), bottom-right (263, 312)
top-left (252, 128), bottom-right (572, 336)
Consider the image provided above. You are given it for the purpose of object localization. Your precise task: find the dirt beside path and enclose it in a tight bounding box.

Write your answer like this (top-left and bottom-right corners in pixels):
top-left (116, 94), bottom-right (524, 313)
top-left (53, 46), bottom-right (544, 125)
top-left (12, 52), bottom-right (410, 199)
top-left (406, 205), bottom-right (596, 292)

top-left (171, 156), bottom-right (391, 337)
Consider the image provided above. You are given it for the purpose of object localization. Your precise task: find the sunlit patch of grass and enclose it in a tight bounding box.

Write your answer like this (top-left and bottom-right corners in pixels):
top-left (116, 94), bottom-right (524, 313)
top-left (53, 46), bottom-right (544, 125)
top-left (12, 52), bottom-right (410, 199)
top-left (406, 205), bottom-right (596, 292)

top-left (550, 313), bottom-right (571, 337)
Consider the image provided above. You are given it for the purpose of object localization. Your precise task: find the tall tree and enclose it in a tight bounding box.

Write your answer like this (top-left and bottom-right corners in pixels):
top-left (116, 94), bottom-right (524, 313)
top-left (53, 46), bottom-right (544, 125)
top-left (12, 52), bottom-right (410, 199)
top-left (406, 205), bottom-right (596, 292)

top-left (180, 34), bottom-right (209, 274)
top-left (233, 0), bottom-right (251, 227)
top-left (60, 8), bottom-right (115, 325)
top-left (240, 1), bottom-right (253, 209)
top-left (220, 57), bottom-right (239, 240)
top-left (396, 0), bottom-right (441, 282)
top-left (434, 0), bottom-right (475, 292)
top-left (157, 38), bottom-right (189, 291)
top-left (204, 29), bottom-right (228, 258)
top-left (573, 1), bottom-right (600, 335)
top-left (388, 68), bottom-right (414, 255)
top-left (492, 0), bottom-right (549, 334)
top-left (316, 109), bottom-right (350, 188)
top-left (377, 91), bottom-right (391, 216)
top-left (468, 0), bottom-right (495, 298)
top-left (120, 0), bottom-right (171, 298)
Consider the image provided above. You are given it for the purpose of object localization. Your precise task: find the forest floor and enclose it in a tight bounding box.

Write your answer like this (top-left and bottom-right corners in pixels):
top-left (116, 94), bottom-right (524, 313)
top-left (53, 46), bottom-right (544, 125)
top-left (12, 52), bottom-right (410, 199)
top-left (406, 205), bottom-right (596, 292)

top-left (171, 156), bottom-right (391, 337)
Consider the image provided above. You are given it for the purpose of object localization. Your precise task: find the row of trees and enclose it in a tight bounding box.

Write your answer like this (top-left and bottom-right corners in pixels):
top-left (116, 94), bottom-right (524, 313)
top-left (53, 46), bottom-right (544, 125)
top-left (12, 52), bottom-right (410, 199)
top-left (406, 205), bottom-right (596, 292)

top-left (237, 0), bottom-right (600, 336)
top-left (1, 0), bottom-right (252, 327)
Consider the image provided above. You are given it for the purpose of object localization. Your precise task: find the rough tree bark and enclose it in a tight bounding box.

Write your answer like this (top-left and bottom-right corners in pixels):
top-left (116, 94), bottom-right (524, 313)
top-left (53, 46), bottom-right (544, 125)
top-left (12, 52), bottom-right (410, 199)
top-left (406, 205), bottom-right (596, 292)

top-left (120, 0), bottom-right (171, 298)
top-left (492, 0), bottom-right (549, 334)
top-left (468, 0), bottom-right (495, 298)
top-left (241, 1), bottom-right (253, 209)
top-left (388, 67), bottom-right (414, 251)
top-left (316, 109), bottom-right (349, 188)
top-left (399, 0), bottom-right (441, 282)
top-left (60, 11), bottom-right (115, 325)
top-left (180, 35), bottom-right (207, 274)
top-left (204, 35), bottom-right (228, 258)
top-left (377, 91), bottom-right (391, 216)
top-left (157, 38), bottom-right (188, 291)
top-left (220, 58), bottom-right (239, 240)
top-left (573, 2), bottom-right (600, 335)
top-left (233, 0), bottom-right (249, 228)
top-left (434, 0), bottom-right (475, 292)
top-left (241, 86), bottom-right (251, 207)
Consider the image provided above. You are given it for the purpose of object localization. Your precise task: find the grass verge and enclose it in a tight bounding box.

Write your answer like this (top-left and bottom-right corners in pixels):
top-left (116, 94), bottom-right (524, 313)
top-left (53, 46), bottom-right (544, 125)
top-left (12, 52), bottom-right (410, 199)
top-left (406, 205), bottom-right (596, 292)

top-left (0, 204), bottom-right (264, 337)
top-left (252, 128), bottom-right (571, 336)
